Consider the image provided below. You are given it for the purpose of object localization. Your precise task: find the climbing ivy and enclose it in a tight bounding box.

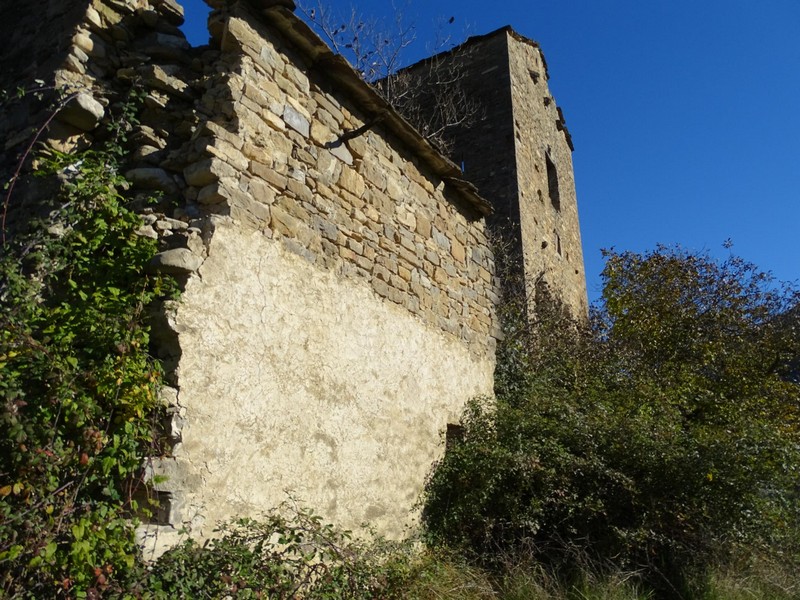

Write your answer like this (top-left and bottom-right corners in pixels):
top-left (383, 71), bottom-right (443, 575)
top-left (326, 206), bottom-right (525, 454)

top-left (0, 92), bottom-right (173, 597)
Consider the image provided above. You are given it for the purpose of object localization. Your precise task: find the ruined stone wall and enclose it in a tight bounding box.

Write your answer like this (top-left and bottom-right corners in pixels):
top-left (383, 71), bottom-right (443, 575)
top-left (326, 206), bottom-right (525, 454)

top-left (0, 0), bottom-right (197, 235)
top-left (1, 0), bottom-right (587, 558)
top-left (0, 0), bottom-right (499, 552)
top-left (139, 1), bottom-right (498, 549)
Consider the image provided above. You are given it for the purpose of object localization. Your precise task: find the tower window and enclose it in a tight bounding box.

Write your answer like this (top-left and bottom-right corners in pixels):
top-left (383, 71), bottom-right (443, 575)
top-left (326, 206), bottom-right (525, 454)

top-left (546, 154), bottom-right (561, 211)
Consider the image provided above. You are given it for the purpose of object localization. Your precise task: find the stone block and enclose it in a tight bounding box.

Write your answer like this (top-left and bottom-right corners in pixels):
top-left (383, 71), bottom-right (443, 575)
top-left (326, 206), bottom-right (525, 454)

top-left (154, 0), bottom-right (185, 26)
top-left (57, 92), bottom-right (105, 131)
top-left (139, 64), bottom-right (192, 100)
top-left (372, 277), bottom-right (390, 298)
top-left (338, 165), bottom-right (365, 197)
top-left (248, 178), bottom-right (277, 205)
top-left (229, 195), bottom-right (271, 227)
top-left (431, 227), bottom-right (451, 252)
top-left (196, 121), bottom-right (244, 151)
top-left (148, 248), bottom-right (204, 274)
top-left (197, 182), bottom-right (227, 205)
top-left (415, 214), bottom-right (432, 238)
top-left (126, 167), bottom-right (180, 195)
top-left (359, 158), bottom-right (386, 190)
top-left (183, 157), bottom-right (237, 187)
top-left (282, 104), bottom-right (309, 137)
top-left (250, 161), bottom-right (288, 190)
top-left (286, 178), bottom-right (313, 203)
top-left (270, 203), bottom-right (303, 237)
top-left (451, 239), bottom-right (466, 263)
top-left (396, 207), bottom-right (416, 229)
top-left (205, 139), bottom-right (249, 171)
top-left (310, 120), bottom-right (332, 146)
top-left (284, 62), bottom-right (310, 94)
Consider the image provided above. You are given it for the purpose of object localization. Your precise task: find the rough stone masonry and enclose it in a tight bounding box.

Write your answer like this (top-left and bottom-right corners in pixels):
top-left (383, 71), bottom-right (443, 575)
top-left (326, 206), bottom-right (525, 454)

top-left (0, 0), bottom-right (586, 558)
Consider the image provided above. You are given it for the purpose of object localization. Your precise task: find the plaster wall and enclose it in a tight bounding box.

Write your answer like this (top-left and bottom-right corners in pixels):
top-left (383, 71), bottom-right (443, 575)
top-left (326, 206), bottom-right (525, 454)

top-left (167, 220), bottom-right (494, 539)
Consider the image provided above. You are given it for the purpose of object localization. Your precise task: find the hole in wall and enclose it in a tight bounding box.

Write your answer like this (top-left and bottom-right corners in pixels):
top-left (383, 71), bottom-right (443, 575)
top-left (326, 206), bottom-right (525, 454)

top-left (446, 424), bottom-right (465, 450)
top-left (179, 0), bottom-right (213, 47)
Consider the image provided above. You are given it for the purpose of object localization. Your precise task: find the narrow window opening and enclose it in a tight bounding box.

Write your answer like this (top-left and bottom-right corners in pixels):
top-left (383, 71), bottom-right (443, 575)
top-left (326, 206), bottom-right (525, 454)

top-left (555, 231), bottom-right (562, 256)
top-left (546, 154), bottom-right (561, 211)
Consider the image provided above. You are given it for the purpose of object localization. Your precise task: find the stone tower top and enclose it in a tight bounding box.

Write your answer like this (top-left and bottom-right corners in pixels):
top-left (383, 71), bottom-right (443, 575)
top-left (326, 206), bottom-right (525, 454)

top-left (402, 26), bottom-right (588, 317)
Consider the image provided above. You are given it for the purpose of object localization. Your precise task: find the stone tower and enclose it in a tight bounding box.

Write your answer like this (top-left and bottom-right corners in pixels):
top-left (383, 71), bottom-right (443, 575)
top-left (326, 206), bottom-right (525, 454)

top-left (403, 27), bottom-right (588, 316)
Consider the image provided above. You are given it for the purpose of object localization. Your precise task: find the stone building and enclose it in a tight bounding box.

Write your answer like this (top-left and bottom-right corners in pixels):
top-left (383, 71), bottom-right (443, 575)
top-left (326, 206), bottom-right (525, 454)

top-left (400, 27), bottom-right (587, 316)
top-left (0, 0), bottom-right (586, 556)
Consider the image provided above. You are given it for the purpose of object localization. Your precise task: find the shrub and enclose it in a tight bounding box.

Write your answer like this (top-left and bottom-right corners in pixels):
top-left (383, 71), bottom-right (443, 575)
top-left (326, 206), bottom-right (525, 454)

top-left (0, 91), bottom-right (172, 597)
top-left (135, 504), bottom-right (497, 599)
top-left (422, 246), bottom-right (800, 597)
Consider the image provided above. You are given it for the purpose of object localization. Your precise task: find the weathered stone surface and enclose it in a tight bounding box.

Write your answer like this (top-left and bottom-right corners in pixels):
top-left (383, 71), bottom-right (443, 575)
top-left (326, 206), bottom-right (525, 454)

top-left (197, 182), bottom-right (228, 205)
top-left (149, 248), bottom-right (204, 274)
top-left (139, 64), bottom-right (192, 99)
top-left (154, 0), bottom-right (185, 26)
top-left (183, 157), bottom-right (237, 187)
top-left (126, 167), bottom-right (180, 195)
top-left (57, 92), bottom-right (105, 131)
top-left (282, 105), bottom-right (309, 137)
top-left (329, 143), bottom-right (353, 165)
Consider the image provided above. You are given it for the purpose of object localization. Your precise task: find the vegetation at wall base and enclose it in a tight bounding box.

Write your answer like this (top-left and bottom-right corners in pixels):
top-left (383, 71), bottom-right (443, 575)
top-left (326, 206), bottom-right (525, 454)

top-left (0, 90), bottom-right (174, 597)
top-left (422, 245), bottom-right (800, 599)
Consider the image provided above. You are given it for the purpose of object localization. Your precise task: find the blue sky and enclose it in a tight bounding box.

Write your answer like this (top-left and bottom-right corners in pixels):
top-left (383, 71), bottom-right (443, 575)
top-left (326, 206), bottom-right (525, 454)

top-left (180, 0), bottom-right (800, 302)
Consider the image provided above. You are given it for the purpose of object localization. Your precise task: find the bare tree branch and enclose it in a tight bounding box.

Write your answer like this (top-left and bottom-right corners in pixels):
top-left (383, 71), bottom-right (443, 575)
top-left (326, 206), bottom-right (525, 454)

top-left (297, 1), bottom-right (481, 156)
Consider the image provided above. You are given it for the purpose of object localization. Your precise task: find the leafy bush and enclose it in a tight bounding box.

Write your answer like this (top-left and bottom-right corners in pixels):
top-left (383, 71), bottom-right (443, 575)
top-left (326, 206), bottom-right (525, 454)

top-left (0, 99), bottom-right (172, 596)
top-left (134, 504), bottom-right (497, 599)
top-left (422, 246), bottom-right (800, 597)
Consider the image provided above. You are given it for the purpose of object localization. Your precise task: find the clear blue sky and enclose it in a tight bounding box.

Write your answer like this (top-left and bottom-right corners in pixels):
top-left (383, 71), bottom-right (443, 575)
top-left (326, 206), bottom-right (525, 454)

top-left (180, 0), bottom-right (800, 302)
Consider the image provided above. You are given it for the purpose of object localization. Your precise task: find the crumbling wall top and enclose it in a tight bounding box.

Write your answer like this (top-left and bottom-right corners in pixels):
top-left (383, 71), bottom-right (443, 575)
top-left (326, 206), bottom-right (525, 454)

top-left (230, 0), bottom-right (492, 216)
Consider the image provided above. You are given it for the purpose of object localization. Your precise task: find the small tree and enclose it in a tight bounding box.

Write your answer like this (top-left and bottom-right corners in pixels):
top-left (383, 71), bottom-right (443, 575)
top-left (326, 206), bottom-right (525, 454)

top-left (422, 245), bottom-right (800, 597)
